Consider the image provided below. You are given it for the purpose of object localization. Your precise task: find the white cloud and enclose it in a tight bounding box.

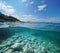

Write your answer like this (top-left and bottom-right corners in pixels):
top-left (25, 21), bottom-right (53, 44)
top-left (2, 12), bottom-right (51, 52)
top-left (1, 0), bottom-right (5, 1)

top-left (20, 14), bottom-right (34, 22)
top-left (30, 1), bottom-right (34, 5)
top-left (23, 14), bottom-right (32, 17)
top-left (20, 16), bottom-right (44, 22)
top-left (38, 4), bottom-right (47, 11)
top-left (21, 0), bottom-right (27, 3)
top-left (0, 2), bottom-right (15, 14)
top-left (20, 15), bottom-right (48, 22)
top-left (20, 15), bottom-right (60, 23)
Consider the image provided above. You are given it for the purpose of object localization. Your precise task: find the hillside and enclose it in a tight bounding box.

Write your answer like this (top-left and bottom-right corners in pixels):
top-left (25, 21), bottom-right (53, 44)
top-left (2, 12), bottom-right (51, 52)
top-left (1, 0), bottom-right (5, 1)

top-left (0, 12), bottom-right (21, 22)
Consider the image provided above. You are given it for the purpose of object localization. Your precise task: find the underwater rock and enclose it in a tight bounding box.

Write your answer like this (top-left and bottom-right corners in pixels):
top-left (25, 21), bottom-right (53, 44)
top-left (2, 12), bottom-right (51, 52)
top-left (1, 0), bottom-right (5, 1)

top-left (26, 49), bottom-right (35, 53)
top-left (24, 47), bottom-right (35, 53)
top-left (39, 46), bottom-right (49, 53)
top-left (11, 42), bottom-right (23, 52)
top-left (23, 42), bottom-right (35, 53)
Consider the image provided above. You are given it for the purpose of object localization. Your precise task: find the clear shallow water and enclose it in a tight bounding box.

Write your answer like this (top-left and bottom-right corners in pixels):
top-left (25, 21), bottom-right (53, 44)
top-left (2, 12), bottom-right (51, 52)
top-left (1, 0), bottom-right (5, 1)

top-left (0, 22), bottom-right (60, 53)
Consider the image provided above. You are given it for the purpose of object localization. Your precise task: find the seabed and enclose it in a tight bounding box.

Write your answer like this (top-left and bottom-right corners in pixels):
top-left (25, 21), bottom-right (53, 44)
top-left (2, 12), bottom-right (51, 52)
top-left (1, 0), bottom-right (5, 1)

top-left (0, 27), bottom-right (60, 53)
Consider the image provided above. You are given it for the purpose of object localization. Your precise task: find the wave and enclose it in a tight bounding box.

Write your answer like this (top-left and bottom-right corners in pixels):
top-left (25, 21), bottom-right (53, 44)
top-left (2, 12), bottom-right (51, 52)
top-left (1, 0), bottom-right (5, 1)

top-left (0, 22), bottom-right (60, 32)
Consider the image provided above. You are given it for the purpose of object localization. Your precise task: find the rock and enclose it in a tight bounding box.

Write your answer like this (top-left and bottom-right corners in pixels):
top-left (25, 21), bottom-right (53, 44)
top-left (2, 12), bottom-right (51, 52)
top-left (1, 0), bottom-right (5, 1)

top-left (26, 48), bottom-right (35, 53)
top-left (41, 47), bottom-right (48, 53)
top-left (4, 49), bottom-right (12, 53)
top-left (23, 42), bottom-right (35, 53)
top-left (11, 42), bottom-right (23, 52)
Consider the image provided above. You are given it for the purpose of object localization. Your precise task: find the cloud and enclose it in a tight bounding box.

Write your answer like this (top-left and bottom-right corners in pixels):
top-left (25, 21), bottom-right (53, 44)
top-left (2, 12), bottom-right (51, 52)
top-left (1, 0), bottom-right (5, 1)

top-left (22, 14), bottom-right (32, 17)
top-left (20, 14), bottom-right (48, 22)
top-left (22, 1), bottom-right (34, 6)
top-left (38, 4), bottom-right (47, 11)
top-left (20, 15), bottom-right (60, 23)
top-left (30, 1), bottom-right (34, 5)
top-left (21, 0), bottom-right (27, 3)
top-left (0, 2), bottom-right (15, 14)
top-left (20, 14), bottom-right (34, 22)
top-left (20, 15), bottom-right (45, 22)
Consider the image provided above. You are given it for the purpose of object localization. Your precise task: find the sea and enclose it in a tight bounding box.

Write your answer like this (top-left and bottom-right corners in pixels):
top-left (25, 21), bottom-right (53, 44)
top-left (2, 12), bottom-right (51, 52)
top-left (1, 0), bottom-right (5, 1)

top-left (0, 22), bottom-right (60, 53)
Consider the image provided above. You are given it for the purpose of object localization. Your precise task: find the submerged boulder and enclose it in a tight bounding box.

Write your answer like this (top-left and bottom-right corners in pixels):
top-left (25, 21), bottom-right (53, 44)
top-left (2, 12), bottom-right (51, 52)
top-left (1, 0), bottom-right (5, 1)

top-left (40, 46), bottom-right (48, 53)
top-left (11, 42), bottom-right (23, 52)
top-left (23, 43), bottom-right (35, 53)
top-left (26, 48), bottom-right (35, 53)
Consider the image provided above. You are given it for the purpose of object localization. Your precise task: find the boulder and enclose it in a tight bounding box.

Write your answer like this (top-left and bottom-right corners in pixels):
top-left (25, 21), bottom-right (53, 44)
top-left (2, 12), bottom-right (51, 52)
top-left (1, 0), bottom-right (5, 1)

top-left (11, 43), bottom-right (23, 52)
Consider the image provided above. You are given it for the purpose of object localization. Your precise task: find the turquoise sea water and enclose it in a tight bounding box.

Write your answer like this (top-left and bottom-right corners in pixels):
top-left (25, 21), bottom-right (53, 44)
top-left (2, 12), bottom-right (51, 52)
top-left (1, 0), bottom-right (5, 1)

top-left (0, 22), bottom-right (60, 53)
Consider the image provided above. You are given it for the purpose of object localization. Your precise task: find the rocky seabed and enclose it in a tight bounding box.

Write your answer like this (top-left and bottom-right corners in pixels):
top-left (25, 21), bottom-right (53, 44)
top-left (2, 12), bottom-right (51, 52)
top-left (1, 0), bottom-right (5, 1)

top-left (0, 33), bottom-right (60, 53)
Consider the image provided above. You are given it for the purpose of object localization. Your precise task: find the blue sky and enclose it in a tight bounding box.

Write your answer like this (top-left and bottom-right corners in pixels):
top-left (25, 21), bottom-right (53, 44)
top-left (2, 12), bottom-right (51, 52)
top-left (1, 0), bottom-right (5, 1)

top-left (0, 0), bottom-right (60, 23)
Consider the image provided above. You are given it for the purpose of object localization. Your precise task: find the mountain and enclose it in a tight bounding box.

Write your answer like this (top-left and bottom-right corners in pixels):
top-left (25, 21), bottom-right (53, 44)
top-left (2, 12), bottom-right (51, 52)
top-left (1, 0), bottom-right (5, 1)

top-left (0, 12), bottom-right (21, 22)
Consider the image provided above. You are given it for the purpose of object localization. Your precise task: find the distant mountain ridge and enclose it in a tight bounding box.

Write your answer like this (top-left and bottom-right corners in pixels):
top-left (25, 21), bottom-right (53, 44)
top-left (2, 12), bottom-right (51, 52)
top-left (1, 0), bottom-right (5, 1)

top-left (0, 12), bottom-right (21, 22)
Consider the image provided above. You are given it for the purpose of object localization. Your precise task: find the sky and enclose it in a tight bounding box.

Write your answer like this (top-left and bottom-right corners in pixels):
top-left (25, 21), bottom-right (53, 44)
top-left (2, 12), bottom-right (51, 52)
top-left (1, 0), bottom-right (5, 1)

top-left (0, 0), bottom-right (60, 23)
